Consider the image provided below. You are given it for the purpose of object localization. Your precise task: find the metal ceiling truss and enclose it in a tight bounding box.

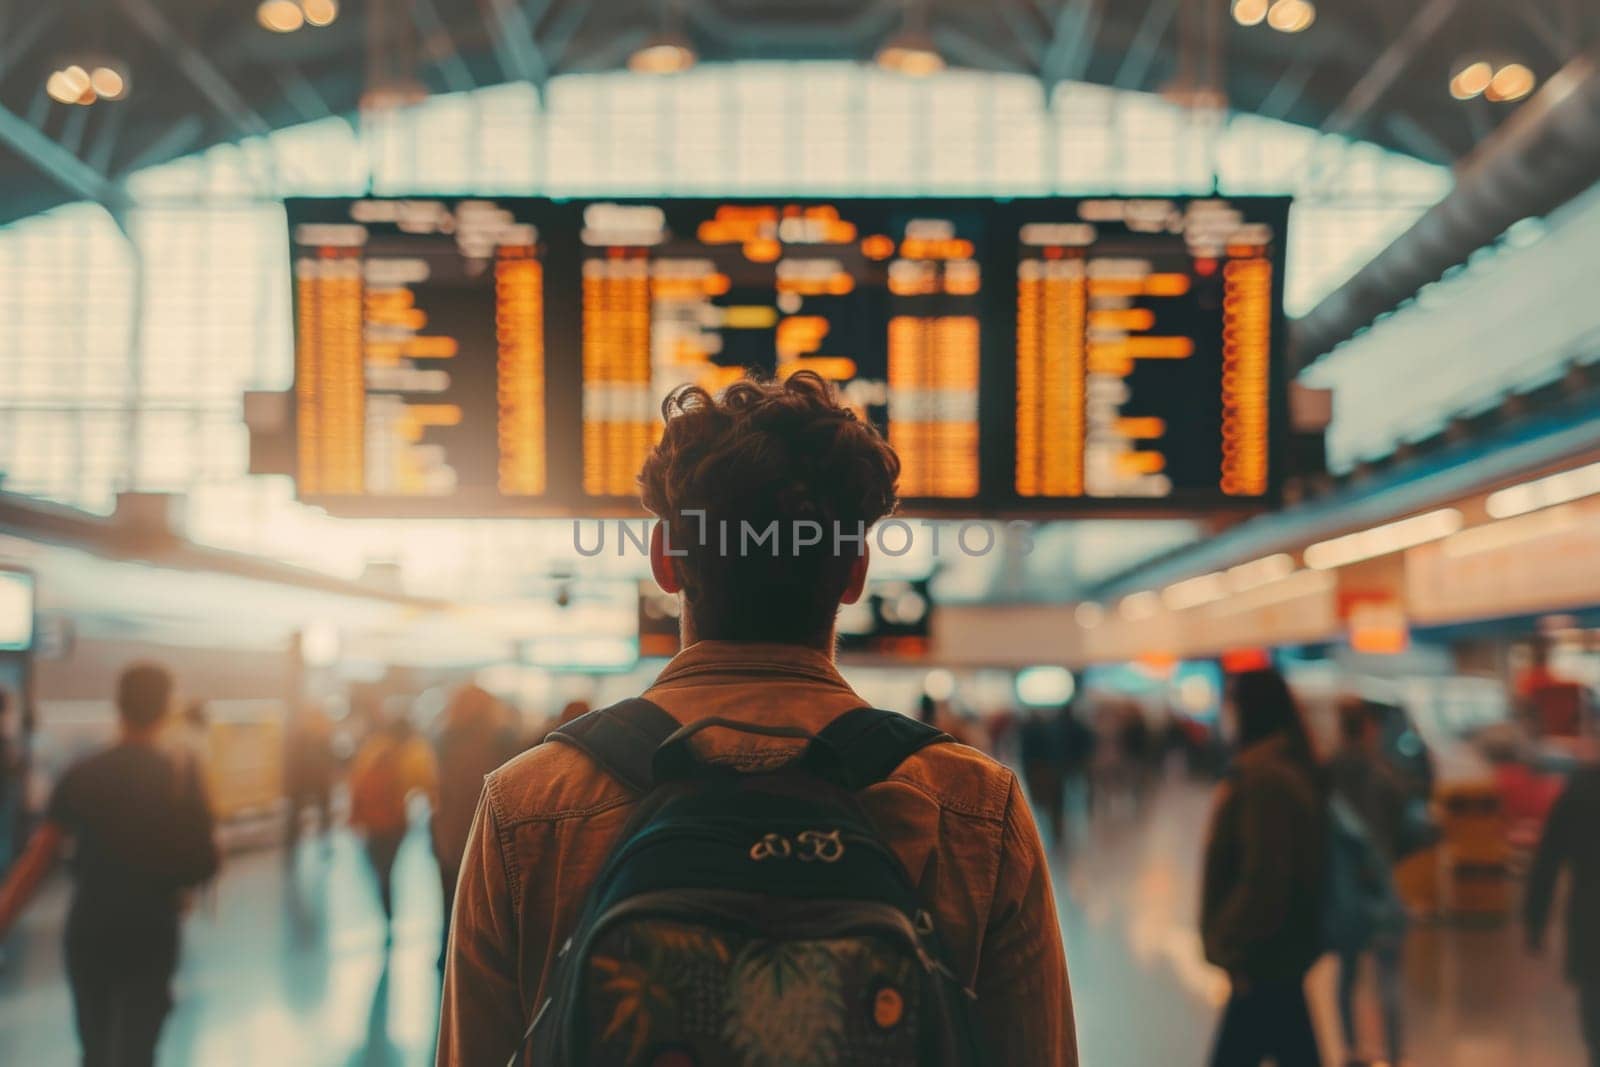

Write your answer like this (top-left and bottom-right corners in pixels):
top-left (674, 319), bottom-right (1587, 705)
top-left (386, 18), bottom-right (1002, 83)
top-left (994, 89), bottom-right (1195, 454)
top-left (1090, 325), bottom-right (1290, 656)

top-left (1040, 0), bottom-right (1102, 90)
top-left (481, 0), bottom-right (553, 87)
top-left (410, 0), bottom-right (479, 94)
top-left (0, 101), bottom-right (121, 205)
top-left (1111, 0), bottom-right (1178, 92)
top-left (114, 0), bottom-right (274, 140)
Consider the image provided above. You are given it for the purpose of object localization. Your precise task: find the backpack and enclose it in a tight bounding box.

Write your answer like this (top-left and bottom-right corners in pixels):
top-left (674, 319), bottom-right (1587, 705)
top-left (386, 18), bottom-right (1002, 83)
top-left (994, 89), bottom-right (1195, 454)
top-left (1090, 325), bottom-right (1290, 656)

top-left (519, 699), bottom-right (988, 1067)
top-left (1321, 794), bottom-right (1405, 954)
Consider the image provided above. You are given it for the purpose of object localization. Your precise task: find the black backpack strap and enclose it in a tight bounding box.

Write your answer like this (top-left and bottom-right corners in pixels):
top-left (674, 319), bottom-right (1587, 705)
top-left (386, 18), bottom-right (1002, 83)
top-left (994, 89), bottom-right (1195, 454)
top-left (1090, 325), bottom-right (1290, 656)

top-left (807, 707), bottom-right (952, 790)
top-left (547, 698), bottom-right (681, 794)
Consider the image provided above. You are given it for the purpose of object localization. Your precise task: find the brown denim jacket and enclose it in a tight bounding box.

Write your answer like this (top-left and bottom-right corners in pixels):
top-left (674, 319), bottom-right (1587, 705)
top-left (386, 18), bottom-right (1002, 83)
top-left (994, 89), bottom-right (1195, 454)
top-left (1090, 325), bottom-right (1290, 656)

top-left (437, 641), bottom-right (1077, 1066)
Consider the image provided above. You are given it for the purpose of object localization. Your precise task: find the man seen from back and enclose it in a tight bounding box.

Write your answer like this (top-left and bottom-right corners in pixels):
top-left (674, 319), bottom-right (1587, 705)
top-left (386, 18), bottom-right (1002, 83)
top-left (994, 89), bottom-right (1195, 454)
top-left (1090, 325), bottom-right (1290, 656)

top-left (438, 371), bottom-right (1076, 1065)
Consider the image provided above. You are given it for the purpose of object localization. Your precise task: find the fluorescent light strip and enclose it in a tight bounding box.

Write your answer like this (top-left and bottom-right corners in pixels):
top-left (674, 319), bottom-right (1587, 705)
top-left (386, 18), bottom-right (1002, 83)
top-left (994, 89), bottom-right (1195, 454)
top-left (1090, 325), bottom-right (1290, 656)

top-left (1485, 460), bottom-right (1600, 519)
top-left (1212, 568), bottom-right (1336, 617)
top-left (1120, 591), bottom-right (1161, 621)
top-left (1441, 504), bottom-right (1580, 559)
top-left (1303, 508), bottom-right (1463, 570)
top-left (1226, 552), bottom-right (1295, 592)
top-left (1163, 571), bottom-right (1228, 611)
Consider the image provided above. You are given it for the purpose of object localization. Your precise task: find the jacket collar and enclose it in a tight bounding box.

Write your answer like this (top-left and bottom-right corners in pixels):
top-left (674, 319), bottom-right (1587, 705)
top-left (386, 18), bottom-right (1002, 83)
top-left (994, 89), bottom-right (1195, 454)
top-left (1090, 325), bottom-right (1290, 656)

top-left (652, 639), bottom-right (857, 692)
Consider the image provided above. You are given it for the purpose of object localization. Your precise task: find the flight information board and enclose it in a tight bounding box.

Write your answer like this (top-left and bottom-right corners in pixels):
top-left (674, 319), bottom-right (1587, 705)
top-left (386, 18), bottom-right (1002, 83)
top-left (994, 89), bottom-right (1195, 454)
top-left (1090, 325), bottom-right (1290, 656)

top-left (290, 199), bottom-right (546, 508)
top-left (284, 196), bottom-right (1288, 517)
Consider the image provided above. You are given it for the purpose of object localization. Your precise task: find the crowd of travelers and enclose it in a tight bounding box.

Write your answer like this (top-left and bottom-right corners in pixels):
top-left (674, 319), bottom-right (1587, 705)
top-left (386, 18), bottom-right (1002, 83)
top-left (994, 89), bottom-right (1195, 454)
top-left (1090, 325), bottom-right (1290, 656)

top-left (0, 371), bottom-right (1595, 1067)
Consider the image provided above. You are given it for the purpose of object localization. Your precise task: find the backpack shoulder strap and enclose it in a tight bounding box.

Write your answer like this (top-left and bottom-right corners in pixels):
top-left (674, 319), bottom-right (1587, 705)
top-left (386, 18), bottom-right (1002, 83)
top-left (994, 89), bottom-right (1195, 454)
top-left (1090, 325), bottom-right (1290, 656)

top-left (548, 698), bottom-right (681, 794)
top-left (809, 707), bottom-right (952, 791)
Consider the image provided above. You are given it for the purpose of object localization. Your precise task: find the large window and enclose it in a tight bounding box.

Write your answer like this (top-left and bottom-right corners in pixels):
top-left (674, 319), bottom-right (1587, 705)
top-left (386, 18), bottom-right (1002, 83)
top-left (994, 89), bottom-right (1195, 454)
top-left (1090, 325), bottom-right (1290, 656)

top-left (0, 63), bottom-right (1451, 585)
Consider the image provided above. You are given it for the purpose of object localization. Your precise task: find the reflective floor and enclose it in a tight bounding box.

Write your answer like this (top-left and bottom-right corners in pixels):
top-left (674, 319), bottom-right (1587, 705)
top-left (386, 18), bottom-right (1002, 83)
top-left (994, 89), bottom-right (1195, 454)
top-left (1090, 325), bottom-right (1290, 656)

top-left (1057, 780), bottom-right (1587, 1066)
top-left (0, 830), bottom-right (446, 1067)
top-left (0, 778), bottom-right (1589, 1066)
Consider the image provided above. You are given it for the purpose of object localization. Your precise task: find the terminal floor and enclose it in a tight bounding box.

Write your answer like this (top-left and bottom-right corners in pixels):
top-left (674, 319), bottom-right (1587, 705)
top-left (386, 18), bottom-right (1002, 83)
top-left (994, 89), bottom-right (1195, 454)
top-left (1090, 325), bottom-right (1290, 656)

top-left (0, 779), bottom-right (1589, 1066)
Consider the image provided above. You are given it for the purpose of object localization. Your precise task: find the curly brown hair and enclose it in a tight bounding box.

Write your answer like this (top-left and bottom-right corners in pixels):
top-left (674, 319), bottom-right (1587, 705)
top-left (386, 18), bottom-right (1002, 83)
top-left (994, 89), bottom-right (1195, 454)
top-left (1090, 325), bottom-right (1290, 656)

top-left (638, 371), bottom-right (901, 645)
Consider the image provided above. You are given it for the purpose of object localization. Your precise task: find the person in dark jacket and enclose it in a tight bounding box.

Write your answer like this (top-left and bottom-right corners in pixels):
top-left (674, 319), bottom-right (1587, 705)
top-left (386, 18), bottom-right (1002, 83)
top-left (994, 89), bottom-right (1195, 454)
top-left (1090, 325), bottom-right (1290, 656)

top-left (1020, 706), bottom-right (1068, 845)
top-left (1525, 754), bottom-right (1600, 1066)
top-left (1328, 701), bottom-right (1411, 1067)
top-left (283, 700), bottom-right (338, 852)
top-left (0, 662), bottom-right (220, 1067)
top-left (432, 684), bottom-right (521, 960)
top-left (1201, 667), bottom-right (1327, 1067)
top-left (1020, 701), bottom-right (1096, 846)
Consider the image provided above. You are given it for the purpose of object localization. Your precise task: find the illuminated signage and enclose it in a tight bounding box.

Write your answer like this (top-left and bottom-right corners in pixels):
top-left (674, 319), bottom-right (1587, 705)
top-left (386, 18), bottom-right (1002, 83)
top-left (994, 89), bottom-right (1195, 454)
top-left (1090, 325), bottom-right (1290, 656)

top-left (285, 196), bottom-right (1287, 517)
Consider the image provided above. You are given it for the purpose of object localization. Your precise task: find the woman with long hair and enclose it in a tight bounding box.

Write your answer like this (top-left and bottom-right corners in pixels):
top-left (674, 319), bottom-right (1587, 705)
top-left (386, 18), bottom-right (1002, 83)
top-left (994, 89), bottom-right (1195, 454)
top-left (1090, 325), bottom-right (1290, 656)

top-left (1201, 667), bottom-right (1328, 1067)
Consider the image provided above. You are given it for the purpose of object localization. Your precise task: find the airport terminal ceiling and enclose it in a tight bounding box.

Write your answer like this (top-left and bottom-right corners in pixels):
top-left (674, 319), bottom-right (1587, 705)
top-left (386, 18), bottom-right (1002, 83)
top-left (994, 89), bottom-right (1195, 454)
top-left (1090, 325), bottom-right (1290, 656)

top-left (0, 0), bottom-right (1588, 224)
top-left (0, 0), bottom-right (1595, 601)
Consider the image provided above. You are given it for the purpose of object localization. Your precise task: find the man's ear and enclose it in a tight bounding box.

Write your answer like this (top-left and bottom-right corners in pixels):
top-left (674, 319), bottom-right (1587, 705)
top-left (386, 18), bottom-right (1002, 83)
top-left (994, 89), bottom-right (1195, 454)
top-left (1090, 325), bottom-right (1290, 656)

top-left (840, 544), bottom-right (870, 605)
top-left (649, 521), bottom-right (682, 594)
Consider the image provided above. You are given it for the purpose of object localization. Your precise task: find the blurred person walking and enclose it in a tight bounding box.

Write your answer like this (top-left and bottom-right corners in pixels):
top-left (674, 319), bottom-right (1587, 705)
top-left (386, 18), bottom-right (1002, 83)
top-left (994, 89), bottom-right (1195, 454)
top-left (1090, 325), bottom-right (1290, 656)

top-left (0, 663), bottom-right (219, 1067)
top-left (1062, 700), bottom-right (1097, 817)
top-left (1328, 702), bottom-right (1413, 1067)
top-left (1119, 705), bottom-right (1154, 808)
top-left (348, 708), bottom-right (437, 931)
top-left (1201, 667), bottom-right (1328, 1067)
top-left (283, 701), bottom-right (338, 852)
top-left (431, 685), bottom-right (520, 955)
top-left (1525, 745), bottom-right (1600, 1066)
top-left (1020, 702), bottom-right (1091, 847)
top-left (1020, 704), bottom-right (1066, 844)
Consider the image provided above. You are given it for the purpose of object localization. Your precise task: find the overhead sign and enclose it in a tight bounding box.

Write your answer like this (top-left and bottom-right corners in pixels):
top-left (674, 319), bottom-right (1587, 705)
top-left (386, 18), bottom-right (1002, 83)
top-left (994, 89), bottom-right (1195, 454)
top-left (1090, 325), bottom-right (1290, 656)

top-left (284, 195), bottom-right (1290, 517)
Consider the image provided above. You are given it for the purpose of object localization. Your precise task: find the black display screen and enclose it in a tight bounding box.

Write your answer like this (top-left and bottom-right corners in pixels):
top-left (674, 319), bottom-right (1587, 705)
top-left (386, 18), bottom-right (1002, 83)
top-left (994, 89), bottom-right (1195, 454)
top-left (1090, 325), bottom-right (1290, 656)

top-left (285, 195), bottom-right (1289, 517)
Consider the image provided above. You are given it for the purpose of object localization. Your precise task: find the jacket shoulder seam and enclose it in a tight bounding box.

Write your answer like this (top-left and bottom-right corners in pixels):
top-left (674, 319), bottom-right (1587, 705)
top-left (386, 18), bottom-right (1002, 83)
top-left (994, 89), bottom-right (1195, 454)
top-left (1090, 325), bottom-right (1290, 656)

top-left (483, 774), bottom-right (523, 907)
top-left (882, 770), bottom-right (1008, 822)
top-left (493, 794), bottom-right (634, 830)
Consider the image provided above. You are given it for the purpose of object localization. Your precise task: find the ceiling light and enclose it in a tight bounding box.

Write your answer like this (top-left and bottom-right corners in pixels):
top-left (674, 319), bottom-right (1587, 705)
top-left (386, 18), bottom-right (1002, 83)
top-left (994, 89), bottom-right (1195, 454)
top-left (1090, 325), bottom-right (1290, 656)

top-left (1226, 553), bottom-right (1296, 593)
top-left (360, 79), bottom-right (429, 112)
top-left (62, 65), bottom-right (91, 96)
top-left (1303, 508), bottom-right (1463, 570)
top-left (876, 30), bottom-right (945, 76)
top-left (1120, 591), bottom-right (1161, 621)
top-left (1163, 572), bottom-right (1228, 611)
top-left (300, 0), bottom-right (339, 27)
top-left (628, 33), bottom-right (697, 75)
top-left (1441, 505), bottom-right (1579, 559)
top-left (90, 66), bottom-right (126, 100)
top-left (1212, 569), bottom-right (1335, 617)
top-left (1266, 0), bottom-right (1315, 33)
top-left (1232, 0), bottom-right (1269, 27)
top-left (1450, 60), bottom-right (1493, 100)
top-left (877, 0), bottom-right (944, 76)
top-left (46, 70), bottom-right (84, 104)
top-left (46, 64), bottom-right (105, 106)
top-left (1075, 602), bottom-right (1105, 629)
top-left (1485, 62), bottom-right (1536, 103)
top-left (257, 0), bottom-right (305, 33)
top-left (1484, 460), bottom-right (1600, 518)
